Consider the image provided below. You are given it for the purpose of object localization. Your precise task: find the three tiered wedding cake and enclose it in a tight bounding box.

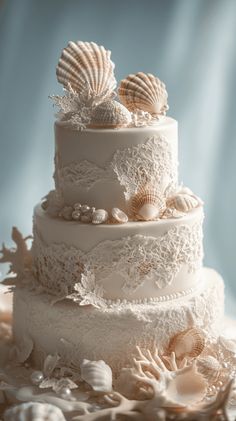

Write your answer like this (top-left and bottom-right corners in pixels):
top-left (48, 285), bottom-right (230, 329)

top-left (1, 41), bottom-right (235, 420)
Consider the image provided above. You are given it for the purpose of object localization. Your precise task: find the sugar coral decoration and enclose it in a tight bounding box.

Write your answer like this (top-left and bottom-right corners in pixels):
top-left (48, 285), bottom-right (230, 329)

top-left (0, 227), bottom-right (32, 284)
top-left (56, 41), bottom-right (117, 104)
top-left (118, 72), bottom-right (169, 116)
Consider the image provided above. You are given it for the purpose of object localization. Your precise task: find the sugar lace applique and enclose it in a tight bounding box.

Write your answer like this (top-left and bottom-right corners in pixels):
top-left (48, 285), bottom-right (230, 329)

top-left (32, 218), bottom-right (203, 307)
top-left (55, 135), bottom-right (177, 200)
top-left (111, 135), bottom-right (178, 201)
top-left (57, 160), bottom-right (115, 191)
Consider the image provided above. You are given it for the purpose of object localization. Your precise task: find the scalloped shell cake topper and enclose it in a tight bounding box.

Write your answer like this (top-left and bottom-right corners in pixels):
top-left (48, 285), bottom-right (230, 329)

top-left (118, 72), bottom-right (169, 116)
top-left (56, 41), bottom-right (117, 102)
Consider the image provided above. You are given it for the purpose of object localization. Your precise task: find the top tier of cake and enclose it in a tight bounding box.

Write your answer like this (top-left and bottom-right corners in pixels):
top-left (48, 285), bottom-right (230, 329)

top-left (54, 116), bottom-right (178, 211)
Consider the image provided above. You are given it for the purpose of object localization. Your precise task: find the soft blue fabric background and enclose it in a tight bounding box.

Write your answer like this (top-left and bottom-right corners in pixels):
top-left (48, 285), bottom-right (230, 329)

top-left (0, 0), bottom-right (235, 316)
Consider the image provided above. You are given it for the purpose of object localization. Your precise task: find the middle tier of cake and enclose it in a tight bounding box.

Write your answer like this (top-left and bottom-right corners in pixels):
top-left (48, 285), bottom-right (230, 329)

top-left (32, 204), bottom-right (204, 302)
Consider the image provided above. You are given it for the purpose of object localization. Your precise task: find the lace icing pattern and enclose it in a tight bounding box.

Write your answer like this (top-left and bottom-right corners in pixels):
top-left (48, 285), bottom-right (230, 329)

top-left (56, 135), bottom-right (177, 198)
top-left (32, 219), bottom-right (203, 307)
top-left (111, 135), bottom-right (177, 200)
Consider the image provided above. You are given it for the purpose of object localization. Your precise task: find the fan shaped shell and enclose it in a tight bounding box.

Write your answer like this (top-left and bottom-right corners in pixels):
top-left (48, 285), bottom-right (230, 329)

top-left (4, 402), bottom-right (65, 421)
top-left (118, 72), bottom-right (168, 115)
top-left (89, 100), bottom-right (131, 128)
top-left (131, 187), bottom-right (165, 221)
top-left (196, 356), bottom-right (221, 383)
top-left (80, 359), bottom-right (112, 392)
top-left (168, 328), bottom-right (205, 359)
top-left (56, 41), bottom-right (116, 99)
top-left (166, 193), bottom-right (199, 212)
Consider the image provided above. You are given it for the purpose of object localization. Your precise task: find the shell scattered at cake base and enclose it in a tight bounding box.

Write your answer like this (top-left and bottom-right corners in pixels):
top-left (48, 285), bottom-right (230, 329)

top-left (119, 72), bottom-right (169, 116)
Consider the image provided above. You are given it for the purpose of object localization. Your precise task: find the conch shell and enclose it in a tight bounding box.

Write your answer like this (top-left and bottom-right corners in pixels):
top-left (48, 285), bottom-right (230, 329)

top-left (56, 41), bottom-right (116, 102)
top-left (130, 187), bottom-right (165, 221)
top-left (80, 359), bottom-right (113, 393)
top-left (89, 99), bottom-right (131, 129)
top-left (119, 72), bottom-right (168, 116)
top-left (166, 193), bottom-right (199, 213)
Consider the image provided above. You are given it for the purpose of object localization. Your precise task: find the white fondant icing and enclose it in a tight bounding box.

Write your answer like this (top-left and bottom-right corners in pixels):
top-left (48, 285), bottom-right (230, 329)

top-left (32, 204), bottom-right (204, 301)
top-left (54, 117), bottom-right (178, 209)
top-left (13, 268), bottom-right (224, 374)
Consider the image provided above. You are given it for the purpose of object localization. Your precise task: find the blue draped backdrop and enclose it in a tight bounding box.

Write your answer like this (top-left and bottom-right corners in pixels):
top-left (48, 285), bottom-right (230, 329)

top-left (0, 0), bottom-right (236, 316)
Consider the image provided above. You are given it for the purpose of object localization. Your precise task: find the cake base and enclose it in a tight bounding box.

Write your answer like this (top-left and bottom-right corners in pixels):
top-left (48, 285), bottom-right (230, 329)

top-left (13, 268), bottom-right (224, 373)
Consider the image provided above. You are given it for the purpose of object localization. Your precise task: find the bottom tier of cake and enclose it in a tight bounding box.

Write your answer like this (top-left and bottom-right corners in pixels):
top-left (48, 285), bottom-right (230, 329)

top-left (13, 267), bottom-right (224, 374)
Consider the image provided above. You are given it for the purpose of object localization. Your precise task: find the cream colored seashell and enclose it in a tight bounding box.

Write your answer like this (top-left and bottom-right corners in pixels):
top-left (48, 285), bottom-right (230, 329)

top-left (168, 328), bottom-right (205, 359)
top-left (89, 100), bottom-right (131, 129)
top-left (4, 402), bottom-right (65, 421)
top-left (92, 209), bottom-right (109, 224)
top-left (219, 336), bottom-right (236, 353)
top-left (56, 41), bottom-right (116, 99)
top-left (111, 207), bottom-right (128, 223)
top-left (118, 72), bottom-right (168, 116)
top-left (80, 359), bottom-right (112, 392)
top-left (166, 193), bottom-right (199, 212)
top-left (131, 187), bottom-right (165, 221)
top-left (196, 356), bottom-right (221, 383)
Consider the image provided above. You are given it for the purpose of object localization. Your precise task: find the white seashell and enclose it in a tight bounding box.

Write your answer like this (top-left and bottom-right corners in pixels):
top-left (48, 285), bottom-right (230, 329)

top-left (89, 99), bottom-right (131, 129)
top-left (111, 207), bottom-right (128, 223)
top-left (131, 187), bottom-right (165, 221)
top-left (80, 359), bottom-right (112, 393)
top-left (118, 72), bottom-right (168, 116)
top-left (56, 41), bottom-right (116, 100)
top-left (196, 356), bottom-right (221, 383)
top-left (161, 207), bottom-right (186, 219)
top-left (166, 193), bottom-right (199, 213)
top-left (92, 209), bottom-right (109, 224)
top-left (4, 402), bottom-right (65, 421)
top-left (168, 328), bottom-right (205, 359)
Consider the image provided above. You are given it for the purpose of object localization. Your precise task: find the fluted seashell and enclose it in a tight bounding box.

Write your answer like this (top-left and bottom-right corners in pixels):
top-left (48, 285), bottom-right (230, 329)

top-left (89, 100), bottom-right (132, 129)
top-left (92, 209), bottom-right (109, 224)
top-left (196, 356), bottom-right (221, 383)
top-left (111, 207), bottom-right (128, 223)
top-left (4, 402), bottom-right (65, 421)
top-left (80, 359), bottom-right (112, 393)
top-left (56, 41), bottom-right (116, 99)
top-left (118, 72), bottom-right (168, 116)
top-left (168, 328), bottom-right (205, 359)
top-left (131, 187), bottom-right (165, 221)
top-left (166, 193), bottom-right (199, 213)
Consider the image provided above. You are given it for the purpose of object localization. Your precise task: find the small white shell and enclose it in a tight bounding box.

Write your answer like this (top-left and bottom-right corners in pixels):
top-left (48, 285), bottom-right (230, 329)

top-left (131, 187), bottom-right (165, 221)
top-left (119, 72), bottom-right (168, 116)
top-left (196, 356), bottom-right (221, 383)
top-left (111, 207), bottom-right (128, 223)
top-left (89, 100), bottom-right (131, 129)
top-left (80, 359), bottom-right (112, 393)
top-left (166, 193), bottom-right (199, 212)
top-left (4, 402), bottom-right (65, 421)
top-left (56, 41), bottom-right (116, 99)
top-left (168, 328), bottom-right (205, 359)
top-left (92, 209), bottom-right (109, 224)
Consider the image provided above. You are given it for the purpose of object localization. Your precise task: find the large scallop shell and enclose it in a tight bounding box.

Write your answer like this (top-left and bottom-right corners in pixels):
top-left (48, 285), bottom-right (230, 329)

top-left (168, 328), bottom-right (205, 359)
top-left (4, 402), bottom-right (65, 421)
top-left (56, 41), bottom-right (116, 99)
top-left (196, 355), bottom-right (221, 383)
top-left (118, 72), bottom-right (168, 116)
top-left (89, 99), bottom-right (131, 128)
top-left (80, 359), bottom-right (112, 393)
top-left (131, 187), bottom-right (165, 221)
top-left (166, 193), bottom-right (199, 212)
